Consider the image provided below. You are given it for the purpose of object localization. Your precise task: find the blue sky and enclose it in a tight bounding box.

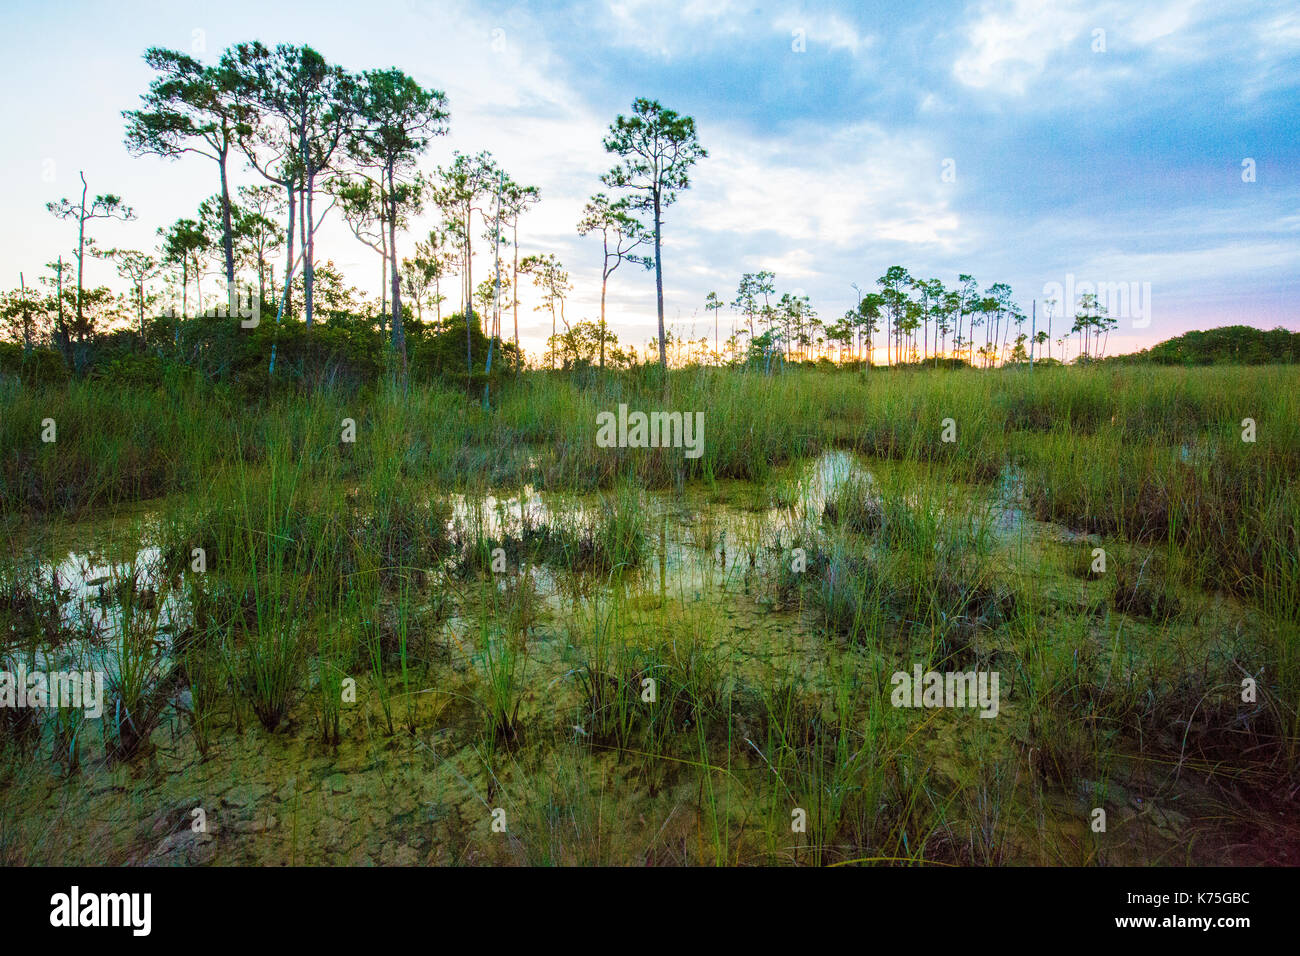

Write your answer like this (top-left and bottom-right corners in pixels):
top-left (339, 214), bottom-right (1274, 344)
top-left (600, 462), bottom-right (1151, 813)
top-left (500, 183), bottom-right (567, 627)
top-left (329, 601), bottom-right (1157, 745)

top-left (1, 0), bottom-right (1297, 357)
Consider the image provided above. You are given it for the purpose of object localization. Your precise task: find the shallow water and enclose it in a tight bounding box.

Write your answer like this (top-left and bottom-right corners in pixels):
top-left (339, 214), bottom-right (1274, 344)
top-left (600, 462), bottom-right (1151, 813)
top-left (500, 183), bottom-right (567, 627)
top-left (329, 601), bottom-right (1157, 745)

top-left (18, 448), bottom-right (1075, 663)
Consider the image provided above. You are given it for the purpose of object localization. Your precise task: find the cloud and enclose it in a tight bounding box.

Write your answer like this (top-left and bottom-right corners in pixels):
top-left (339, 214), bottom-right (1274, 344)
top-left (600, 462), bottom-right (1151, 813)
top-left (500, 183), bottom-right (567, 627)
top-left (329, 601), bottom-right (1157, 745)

top-left (598, 0), bottom-right (752, 58)
top-left (952, 0), bottom-right (1095, 94)
top-left (689, 120), bottom-right (958, 249)
top-left (950, 0), bottom-right (1300, 105)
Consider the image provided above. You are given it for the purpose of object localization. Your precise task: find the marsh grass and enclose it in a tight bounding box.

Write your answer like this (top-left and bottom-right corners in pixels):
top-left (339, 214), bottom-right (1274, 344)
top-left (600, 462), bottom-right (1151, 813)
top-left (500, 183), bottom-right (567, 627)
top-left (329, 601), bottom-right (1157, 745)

top-left (942, 744), bottom-right (1022, 865)
top-left (496, 743), bottom-right (612, 865)
top-left (795, 476), bottom-right (1010, 653)
top-left (749, 662), bottom-right (946, 865)
top-left (0, 550), bottom-right (83, 657)
top-left (473, 590), bottom-right (529, 751)
top-left (641, 610), bottom-right (730, 749)
top-left (315, 615), bottom-right (348, 747)
top-left (0, 652), bottom-right (42, 754)
top-left (228, 448), bottom-right (314, 733)
top-left (6, 362), bottom-right (1300, 864)
top-left (241, 564), bottom-right (307, 733)
top-left (47, 646), bottom-right (92, 773)
top-left (355, 586), bottom-right (393, 736)
top-left (822, 473), bottom-right (882, 533)
top-left (173, 577), bottom-right (225, 759)
top-left (391, 574), bottom-right (423, 736)
top-left (355, 471), bottom-right (449, 591)
top-left (102, 558), bottom-right (170, 761)
top-left (451, 485), bottom-right (645, 579)
top-left (8, 364), bottom-right (1296, 513)
top-left (1111, 551), bottom-right (1180, 622)
top-left (569, 593), bottom-right (644, 748)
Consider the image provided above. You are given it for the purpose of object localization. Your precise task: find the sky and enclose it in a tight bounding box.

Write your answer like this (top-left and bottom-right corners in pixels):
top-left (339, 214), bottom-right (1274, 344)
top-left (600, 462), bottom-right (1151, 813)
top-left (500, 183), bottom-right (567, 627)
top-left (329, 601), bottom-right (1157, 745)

top-left (0, 0), bottom-right (1297, 360)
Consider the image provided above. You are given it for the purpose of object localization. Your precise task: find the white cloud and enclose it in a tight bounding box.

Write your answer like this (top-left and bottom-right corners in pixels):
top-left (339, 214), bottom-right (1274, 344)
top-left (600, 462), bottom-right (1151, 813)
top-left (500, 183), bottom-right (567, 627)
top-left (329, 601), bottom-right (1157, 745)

top-left (599, 0), bottom-right (751, 57)
top-left (688, 120), bottom-right (959, 251)
top-left (950, 0), bottom-right (1222, 96)
top-left (953, 0), bottom-right (1094, 94)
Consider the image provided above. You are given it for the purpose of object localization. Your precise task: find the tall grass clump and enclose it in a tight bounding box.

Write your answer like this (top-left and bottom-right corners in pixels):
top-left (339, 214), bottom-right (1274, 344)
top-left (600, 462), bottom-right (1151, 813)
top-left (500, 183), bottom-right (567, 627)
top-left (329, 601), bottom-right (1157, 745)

top-left (801, 477), bottom-right (1009, 649)
top-left (473, 589), bottom-right (529, 750)
top-left (175, 577), bottom-right (225, 759)
top-left (102, 559), bottom-right (170, 761)
top-left (750, 663), bottom-right (941, 865)
top-left (569, 594), bottom-right (644, 748)
top-left (227, 444), bottom-right (315, 733)
top-left (0, 376), bottom-right (230, 516)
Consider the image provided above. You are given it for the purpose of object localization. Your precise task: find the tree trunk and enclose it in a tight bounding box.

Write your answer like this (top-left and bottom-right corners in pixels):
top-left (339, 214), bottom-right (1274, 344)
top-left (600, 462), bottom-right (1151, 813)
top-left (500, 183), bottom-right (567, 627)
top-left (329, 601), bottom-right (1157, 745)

top-left (56, 256), bottom-right (70, 365)
top-left (388, 164), bottom-right (406, 374)
top-left (76, 174), bottom-right (87, 334)
top-left (653, 190), bottom-right (666, 371)
top-left (464, 208), bottom-right (473, 376)
top-left (485, 179), bottom-right (502, 407)
top-left (885, 308), bottom-right (891, 367)
top-left (270, 181), bottom-right (296, 376)
top-left (218, 147), bottom-right (235, 301)
top-left (276, 184), bottom-right (296, 324)
top-left (19, 272), bottom-right (31, 352)
top-left (304, 171), bottom-right (315, 328)
top-left (512, 219), bottom-right (520, 351)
